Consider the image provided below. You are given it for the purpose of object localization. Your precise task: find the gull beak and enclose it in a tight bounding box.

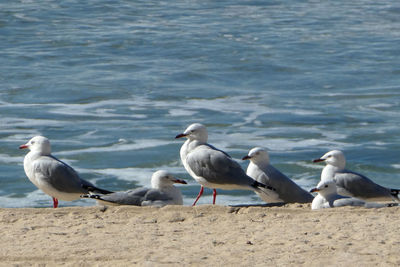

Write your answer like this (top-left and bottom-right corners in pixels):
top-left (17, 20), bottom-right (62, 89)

top-left (313, 158), bottom-right (325, 163)
top-left (175, 133), bottom-right (187, 139)
top-left (242, 155), bottom-right (251, 160)
top-left (173, 179), bottom-right (187, 184)
top-left (19, 144), bottom-right (28, 149)
top-left (310, 188), bottom-right (319, 193)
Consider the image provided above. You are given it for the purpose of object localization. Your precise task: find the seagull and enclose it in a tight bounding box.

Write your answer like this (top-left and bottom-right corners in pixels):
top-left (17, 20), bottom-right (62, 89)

top-left (81, 170), bottom-right (187, 206)
top-left (19, 136), bottom-right (113, 208)
top-left (243, 147), bottom-right (313, 203)
top-left (310, 180), bottom-right (397, 210)
top-left (313, 150), bottom-right (399, 202)
top-left (175, 123), bottom-right (277, 206)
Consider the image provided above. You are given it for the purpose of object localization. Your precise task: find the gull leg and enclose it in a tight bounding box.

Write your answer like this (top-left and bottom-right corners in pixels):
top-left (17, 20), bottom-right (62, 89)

top-left (212, 189), bottom-right (217, 204)
top-left (192, 186), bottom-right (204, 206)
top-left (52, 197), bottom-right (58, 208)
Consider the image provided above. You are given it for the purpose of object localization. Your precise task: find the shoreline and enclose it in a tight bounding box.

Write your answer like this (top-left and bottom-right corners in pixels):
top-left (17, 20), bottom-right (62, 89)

top-left (0, 204), bottom-right (399, 266)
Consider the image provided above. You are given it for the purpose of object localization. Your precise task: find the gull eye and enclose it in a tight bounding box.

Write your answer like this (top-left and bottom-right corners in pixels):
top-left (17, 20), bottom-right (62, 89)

top-left (31, 141), bottom-right (35, 144)
top-left (324, 185), bottom-right (328, 188)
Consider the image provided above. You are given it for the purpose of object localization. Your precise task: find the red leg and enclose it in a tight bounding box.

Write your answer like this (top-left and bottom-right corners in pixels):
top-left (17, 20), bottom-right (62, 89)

top-left (52, 197), bottom-right (58, 208)
top-left (212, 189), bottom-right (217, 204)
top-left (192, 186), bottom-right (204, 206)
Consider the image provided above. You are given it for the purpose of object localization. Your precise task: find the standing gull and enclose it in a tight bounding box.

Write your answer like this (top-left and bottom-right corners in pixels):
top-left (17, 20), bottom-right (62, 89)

top-left (20, 136), bottom-right (113, 208)
top-left (313, 150), bottom-right (399, 202)
top-left (310, 180), bottom-right (397, 210)
top-left (81, 170), bottom-right (187, 206)
top-left (243, 147), bottom-right (313, 203)
top-left (175, 123), bottom-right (277, 206)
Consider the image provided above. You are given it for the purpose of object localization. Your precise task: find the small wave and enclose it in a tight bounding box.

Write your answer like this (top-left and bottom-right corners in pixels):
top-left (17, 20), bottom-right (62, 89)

top-left (392, 164), bottom-right (400, 169)
top-left (57, 139), bottom-right (171, 156)
top-left (0, 154), bottom-right (24, 164)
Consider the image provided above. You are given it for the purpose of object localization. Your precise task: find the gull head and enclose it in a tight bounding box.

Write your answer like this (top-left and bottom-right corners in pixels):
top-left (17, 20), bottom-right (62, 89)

top-left (242, 147), bottom-right (270, 165)
top-left (151, 170), bottom-right (187, 189)
top-left (310, 180), bottom-right (337, 197)
top-left (313, 150), bottom-right (346, 169)
top-left (19, 136), bottom-right (51, 155)
top-left (175, 123), bottom-right (208, 142)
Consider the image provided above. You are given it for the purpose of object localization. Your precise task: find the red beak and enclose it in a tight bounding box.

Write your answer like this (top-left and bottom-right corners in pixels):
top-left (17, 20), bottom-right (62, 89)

top-left (19, 144), bottom-right (28, 149)
top-left (175, 133), bottom-right (187, 139)
top-left (313, 158), bottom-right (325, 163)
top-left (173, 179), bottom-right (187, 184)
top-left (242, 155), bottom-right (251, 160)
top-left (310, 188), bottom-right (319, 193)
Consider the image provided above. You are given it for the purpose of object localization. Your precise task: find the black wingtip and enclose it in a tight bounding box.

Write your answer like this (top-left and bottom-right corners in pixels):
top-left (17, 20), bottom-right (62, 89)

top-left (390, 189), bottom-right (400, 199)
top-left (252, 181), bottom-right (276, 192)
top-left (82, 184), bottom-right (114, 195)
top-left (81, 194), bottom-right (102, 200)
top-left (80, 194), bottom-right (102, 200)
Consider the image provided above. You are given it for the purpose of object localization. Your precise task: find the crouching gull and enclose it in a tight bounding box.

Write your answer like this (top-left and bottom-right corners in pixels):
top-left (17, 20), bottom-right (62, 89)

top-left (310, 180), bottom-right (398, 210)
top-left (81, 170), bottom-right (187, 206)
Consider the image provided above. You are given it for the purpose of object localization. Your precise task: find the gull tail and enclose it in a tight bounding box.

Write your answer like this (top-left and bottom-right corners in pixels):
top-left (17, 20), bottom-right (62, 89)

top-left (252, 180), bottom-right (276, 192)
top-left (390, 189), bottom-right (400, 201)
top-left (82, 184), bottom-right (114, 195)
top-left (80, 193), bottom-right (104, 200)
top-left (251, 181), bottom-right (280, 203)
top-left (364, 202), bottom-right (399, 209)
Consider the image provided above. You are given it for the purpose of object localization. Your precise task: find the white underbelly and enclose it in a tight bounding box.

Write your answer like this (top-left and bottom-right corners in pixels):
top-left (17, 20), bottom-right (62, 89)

top-left (190, 174), bottom-right (251, 191)
top-left (37, 181), bottom-right (81, 201)
top-left (337, 186), bottom-right (392, 202)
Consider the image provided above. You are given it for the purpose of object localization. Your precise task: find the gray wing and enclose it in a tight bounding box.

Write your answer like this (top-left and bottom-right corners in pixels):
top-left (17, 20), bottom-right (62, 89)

top-left (187, 144), bottom-right (255, 186)
top-left (142, 189), bottom-right (174, 202)
top-left (96, 188), bottom-right (150, 205)
top-left (331, 196), bottom-right (366, 207)
top-left (33, 155), bottom-right (88, 194)
top-left (334, 170), bottom-right (392, 200)
top-left (260, 165), bottom-right (313, 203)
top-left (332, 196), bottom-right (388, 208)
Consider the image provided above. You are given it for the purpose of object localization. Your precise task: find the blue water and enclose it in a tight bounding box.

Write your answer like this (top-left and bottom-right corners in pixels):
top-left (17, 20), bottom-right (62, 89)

top-left (1, 0), bottom-right (399, 208)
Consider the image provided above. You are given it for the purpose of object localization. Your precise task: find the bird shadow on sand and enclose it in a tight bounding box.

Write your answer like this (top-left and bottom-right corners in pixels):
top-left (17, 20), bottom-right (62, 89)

top-left (229, 202), bottom-right (286, 208)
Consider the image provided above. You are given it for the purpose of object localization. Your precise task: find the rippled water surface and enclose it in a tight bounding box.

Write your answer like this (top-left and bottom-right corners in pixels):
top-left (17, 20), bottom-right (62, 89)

top-left (1, 0), bottom-right (399, 207)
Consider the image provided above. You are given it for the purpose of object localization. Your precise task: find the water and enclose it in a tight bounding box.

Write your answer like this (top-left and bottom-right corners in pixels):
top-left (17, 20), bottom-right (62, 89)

top-left (1, 0), bottom-right (399, 208)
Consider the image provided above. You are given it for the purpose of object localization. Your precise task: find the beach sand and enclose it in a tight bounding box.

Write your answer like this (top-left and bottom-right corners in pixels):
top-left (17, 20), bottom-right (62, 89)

top-left (0, 204), bottom-right (399, 266)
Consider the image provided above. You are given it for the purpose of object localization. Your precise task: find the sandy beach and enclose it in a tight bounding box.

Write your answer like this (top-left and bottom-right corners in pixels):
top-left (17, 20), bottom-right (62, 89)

top-left (0, 204), bottom-right (399, 266)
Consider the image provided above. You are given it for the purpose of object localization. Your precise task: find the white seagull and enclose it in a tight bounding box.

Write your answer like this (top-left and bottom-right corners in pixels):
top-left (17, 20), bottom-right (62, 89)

top-left (175, 123), bottom-right (277, 206)
top-left (20, 136), bottom-right (113, 208)
top-left (81, 170), bottom-right (187, 206)
top-left (243, 147), bottom-right (314, 203)
top-left (310, 180), bottom-right (397, 210)
top-left (313, 150), bottom-right (399, 202)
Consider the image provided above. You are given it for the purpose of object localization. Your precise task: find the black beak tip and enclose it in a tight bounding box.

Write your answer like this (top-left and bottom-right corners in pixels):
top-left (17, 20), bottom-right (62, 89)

top-left (175, 133), bottom-right (186, 139)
